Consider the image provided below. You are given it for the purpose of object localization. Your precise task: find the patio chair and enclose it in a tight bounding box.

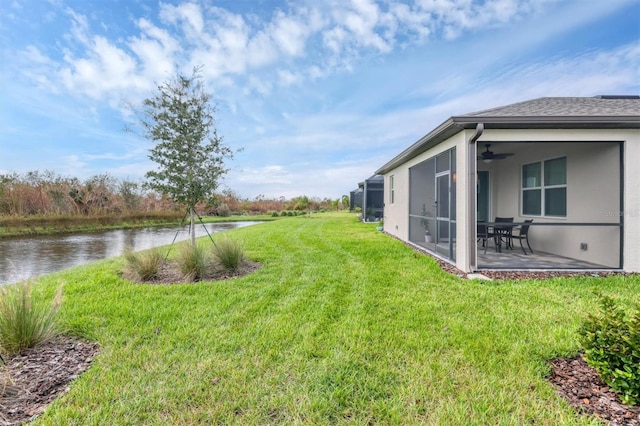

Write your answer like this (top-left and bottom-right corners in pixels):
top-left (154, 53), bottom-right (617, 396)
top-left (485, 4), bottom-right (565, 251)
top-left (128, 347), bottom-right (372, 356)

top-left (494, 217), bottom-right (514, 249)
top-left (511, 219), bottom-right (534, 255)
top-left (477, 224), bottom-right (495, 254)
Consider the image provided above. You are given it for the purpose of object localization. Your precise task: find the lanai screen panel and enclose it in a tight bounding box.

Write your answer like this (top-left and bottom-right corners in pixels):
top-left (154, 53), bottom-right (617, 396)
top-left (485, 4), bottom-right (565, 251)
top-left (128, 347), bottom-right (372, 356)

top-left (364, 176), bottom-right (384, 221)
top-left (350, 189), bottom-right (363, 212)
top-left (409, 149), bottom-right (456, 261)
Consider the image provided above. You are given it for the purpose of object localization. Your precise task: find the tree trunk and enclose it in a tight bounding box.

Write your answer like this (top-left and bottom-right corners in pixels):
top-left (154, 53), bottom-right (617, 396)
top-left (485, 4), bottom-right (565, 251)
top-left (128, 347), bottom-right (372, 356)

top-left (190, 206), bottom-right (196, 247)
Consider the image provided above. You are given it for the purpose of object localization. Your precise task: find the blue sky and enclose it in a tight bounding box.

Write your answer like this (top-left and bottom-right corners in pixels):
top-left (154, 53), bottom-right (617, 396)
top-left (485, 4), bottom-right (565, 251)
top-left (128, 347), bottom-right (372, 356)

top-left (1, 0), bottom-right (638, 200)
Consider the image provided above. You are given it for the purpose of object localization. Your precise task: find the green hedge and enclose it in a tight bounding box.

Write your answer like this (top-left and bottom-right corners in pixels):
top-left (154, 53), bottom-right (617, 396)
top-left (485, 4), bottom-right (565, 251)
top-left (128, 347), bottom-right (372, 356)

top-left (580, 296), bottom-right (640, 406)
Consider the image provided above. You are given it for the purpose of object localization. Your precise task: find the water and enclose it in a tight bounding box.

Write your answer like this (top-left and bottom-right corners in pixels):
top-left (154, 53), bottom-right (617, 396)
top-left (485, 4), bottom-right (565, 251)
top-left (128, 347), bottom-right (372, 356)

top-left (0, 222), bottom-right (261, 285)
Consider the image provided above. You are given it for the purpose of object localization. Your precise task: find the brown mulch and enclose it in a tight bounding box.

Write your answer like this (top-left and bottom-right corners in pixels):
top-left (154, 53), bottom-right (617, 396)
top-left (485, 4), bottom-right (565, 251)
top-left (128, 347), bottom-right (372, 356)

top-left (549, 355), bottom-right (640, 425)
top-left (1, 337), bottom-right (99, 425)
top-left (123, 260), bottom-right (263, 284)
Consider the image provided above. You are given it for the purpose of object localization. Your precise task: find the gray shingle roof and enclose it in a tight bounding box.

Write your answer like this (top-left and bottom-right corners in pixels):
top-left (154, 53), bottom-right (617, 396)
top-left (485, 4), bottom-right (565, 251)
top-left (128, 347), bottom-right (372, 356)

top-left (460, 96), bottom-right (640, 118)
top-left (375, 96), bottom-right (640, 175)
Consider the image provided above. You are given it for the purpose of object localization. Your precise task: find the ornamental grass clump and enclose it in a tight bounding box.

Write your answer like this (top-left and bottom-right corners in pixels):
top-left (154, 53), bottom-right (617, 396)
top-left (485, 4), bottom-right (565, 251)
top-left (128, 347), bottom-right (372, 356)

top-left (212, 237), bottom-right (245, 270)
top-left (175, 243), bottom-right (210, 281)
top-left (580, 296), bottom-right (640, 406)
top-left (0, 281), bottom-right (62, 357)
top-left (123, 247), bottom-right (164, 281)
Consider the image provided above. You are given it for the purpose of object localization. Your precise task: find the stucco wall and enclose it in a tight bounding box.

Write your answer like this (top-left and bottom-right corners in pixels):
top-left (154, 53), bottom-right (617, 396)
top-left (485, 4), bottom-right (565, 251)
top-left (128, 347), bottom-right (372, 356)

top-left (382, 127), bottom-right (639, 272)
top-left (481, 142), bottom-right (620, 267)
top-left (624, 136), bottom-right (640, 272)
top-left (382, 132), bottom-right (471, 271)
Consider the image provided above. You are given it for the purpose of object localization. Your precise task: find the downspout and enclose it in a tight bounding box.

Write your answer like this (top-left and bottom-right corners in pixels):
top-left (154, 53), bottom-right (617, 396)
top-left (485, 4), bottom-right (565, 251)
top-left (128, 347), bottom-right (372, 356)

top-left (467, 123), bottom-right (484, 272)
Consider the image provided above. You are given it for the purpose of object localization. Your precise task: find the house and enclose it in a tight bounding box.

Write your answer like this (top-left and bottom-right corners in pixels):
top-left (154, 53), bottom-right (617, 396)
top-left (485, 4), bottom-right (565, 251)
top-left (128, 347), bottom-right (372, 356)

top-left (349, 187), bottom-right (363, 212)
top-left (375, 96), bottom-right (640, 272)
top-left (354, 175), bottom-right (384, 222)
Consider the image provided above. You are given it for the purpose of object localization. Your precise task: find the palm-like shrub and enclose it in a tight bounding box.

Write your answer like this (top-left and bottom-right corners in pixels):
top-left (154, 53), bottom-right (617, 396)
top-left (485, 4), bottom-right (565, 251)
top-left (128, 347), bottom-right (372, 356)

top-left (175, 243), bottom-right (210, 281)
top-left (213, 237), bottom-right (245, 270)
top-left (0, 281), bottom-right (62, 357)
top-left (123, 247), bottom-right (164, 281)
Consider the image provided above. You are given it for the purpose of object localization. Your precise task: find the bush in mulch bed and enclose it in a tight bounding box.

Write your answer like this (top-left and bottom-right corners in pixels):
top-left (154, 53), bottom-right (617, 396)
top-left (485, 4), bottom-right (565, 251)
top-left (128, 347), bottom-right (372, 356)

top-left (549, 355), bottom-right (640, 426)
top-left (580, 296), bottom-right (640, 406)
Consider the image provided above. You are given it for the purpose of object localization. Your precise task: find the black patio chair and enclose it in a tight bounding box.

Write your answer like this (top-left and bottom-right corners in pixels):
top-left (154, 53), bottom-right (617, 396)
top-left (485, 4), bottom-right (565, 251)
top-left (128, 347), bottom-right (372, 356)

top-left (477, 224), bottom-right (495, 254)
top-left (511, 219), bottom-right (534, 255)
top-left (494, 217), bottom-right (514, 249)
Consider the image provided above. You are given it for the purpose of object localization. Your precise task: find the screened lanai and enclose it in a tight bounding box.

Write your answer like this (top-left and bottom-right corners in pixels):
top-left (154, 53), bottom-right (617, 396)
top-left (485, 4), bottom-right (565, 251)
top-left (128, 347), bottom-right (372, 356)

top-left (362, 175), bottom-right (384, 222)
top-left (349, 187), bottom-right (363, 212)
top-left (474, 141), bottom-right (623, 270)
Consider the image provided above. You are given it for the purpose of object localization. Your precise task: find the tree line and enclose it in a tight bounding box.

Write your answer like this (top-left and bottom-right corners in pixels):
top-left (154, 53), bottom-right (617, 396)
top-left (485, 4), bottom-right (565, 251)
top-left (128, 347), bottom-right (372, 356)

top-left (1, 68), bottom-right (350, 225)
top-left (0, 171), bottom-right (349, 217)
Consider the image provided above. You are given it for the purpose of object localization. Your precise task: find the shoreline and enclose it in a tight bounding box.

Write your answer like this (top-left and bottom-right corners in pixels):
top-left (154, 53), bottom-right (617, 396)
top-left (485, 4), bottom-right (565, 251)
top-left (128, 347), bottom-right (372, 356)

top-left (0, 214), bottom-right (275, 238)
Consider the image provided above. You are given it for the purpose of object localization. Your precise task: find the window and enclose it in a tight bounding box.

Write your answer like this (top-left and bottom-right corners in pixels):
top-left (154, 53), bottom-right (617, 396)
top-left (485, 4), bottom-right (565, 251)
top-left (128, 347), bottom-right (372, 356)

top-left (389, 175), bottom-right (395, 204)
top-left (522, 157), bottom-right (566, 217)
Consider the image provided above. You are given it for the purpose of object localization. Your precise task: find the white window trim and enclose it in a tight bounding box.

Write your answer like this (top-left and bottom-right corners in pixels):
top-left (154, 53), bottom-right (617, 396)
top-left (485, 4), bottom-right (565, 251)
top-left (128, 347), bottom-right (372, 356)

top-left (389, 175), bottom-right (395, 204)
top-left (521, 156), bottom-right (567, 218)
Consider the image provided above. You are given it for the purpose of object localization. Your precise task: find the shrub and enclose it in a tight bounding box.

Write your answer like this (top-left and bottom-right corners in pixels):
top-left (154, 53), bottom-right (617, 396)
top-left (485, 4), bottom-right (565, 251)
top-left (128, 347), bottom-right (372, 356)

top-left (580, 296), bottom-right (640, 406)
top-left (213, 237), bottom-right (245, 270)
top-left (175, 243), bottom-right (210, 281)
top-left (0, 281), bottom-right (62, 357)
top-left (123, 247), bottom-right (164, 281)
top-left (217, 203), bottom-right (231, 217)
top-left (271, 211), bottom-right (279, 217)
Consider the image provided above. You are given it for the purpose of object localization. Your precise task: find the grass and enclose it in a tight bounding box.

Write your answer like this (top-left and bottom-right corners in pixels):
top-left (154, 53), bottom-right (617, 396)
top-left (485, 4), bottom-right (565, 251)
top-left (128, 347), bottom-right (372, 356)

top-left (175, 243), bottom-right (210, 281)
top-left (0, 212), bottom-right (183, 237)
top-left (0, 213), bottom-right (277, 237)
top-left (25, 212), bottom-right (639, 424)
top-left (212, 237), bottom-right (245, 270)
top-left (123, 247), bottom-right (164, 281)
top-left (0, 281), bottom-right (62, 356)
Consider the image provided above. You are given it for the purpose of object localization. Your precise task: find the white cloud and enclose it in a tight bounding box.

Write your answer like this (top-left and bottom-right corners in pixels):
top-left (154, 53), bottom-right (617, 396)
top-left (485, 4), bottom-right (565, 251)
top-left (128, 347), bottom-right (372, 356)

top-left (269, 10), bottom-right (310, 56)
top-left (159, 2), bottom-right (204, 38)
top-left (59, 35), bottom-right (139, 103)
top-left (278, 69), bottom-right (301, 86)
top-left (3, 0), bottom-right (638, 201)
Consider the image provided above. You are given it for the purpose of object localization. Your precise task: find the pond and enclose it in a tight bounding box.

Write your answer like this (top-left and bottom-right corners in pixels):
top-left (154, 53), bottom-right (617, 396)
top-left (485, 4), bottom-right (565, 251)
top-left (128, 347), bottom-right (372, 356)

top-left (0, 222), bottom-right (261, 285)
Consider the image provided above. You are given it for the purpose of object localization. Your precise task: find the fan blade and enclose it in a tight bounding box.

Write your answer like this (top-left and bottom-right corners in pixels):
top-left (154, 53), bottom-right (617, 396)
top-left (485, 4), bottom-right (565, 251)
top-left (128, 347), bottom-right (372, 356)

top-left (492, 153), bottom-right (514, 159)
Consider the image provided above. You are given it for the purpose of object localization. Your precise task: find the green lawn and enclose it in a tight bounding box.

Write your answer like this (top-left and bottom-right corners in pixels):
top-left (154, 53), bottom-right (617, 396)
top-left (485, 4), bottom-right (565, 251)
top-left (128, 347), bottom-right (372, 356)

top-left (32, 212), bottom-right (637, 424)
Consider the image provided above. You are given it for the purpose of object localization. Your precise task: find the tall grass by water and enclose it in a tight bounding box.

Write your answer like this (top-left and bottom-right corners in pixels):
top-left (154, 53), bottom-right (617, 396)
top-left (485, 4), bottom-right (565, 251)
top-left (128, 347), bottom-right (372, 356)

top-left (212, 237), bottom-right (245, 270)
top-left (26, 212), bottom-right (639, 424)
top-left (0, 281), bottom-right (61, 357)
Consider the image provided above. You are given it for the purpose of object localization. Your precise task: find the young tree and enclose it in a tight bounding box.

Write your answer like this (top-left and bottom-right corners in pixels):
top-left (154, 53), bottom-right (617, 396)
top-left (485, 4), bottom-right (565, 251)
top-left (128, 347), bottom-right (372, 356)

top-left (136, 67), bottom-right (233, 246)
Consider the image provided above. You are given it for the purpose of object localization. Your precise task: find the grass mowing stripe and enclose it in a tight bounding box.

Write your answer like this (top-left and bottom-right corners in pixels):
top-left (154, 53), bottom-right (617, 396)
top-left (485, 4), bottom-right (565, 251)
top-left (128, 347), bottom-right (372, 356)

top-left (26, 212), bottom-right (639, 425)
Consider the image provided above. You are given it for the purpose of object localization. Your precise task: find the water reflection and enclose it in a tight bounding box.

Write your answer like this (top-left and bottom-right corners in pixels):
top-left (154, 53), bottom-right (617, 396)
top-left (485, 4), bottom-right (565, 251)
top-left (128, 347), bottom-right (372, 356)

top-left (0, 222), bottom-right (260, 285)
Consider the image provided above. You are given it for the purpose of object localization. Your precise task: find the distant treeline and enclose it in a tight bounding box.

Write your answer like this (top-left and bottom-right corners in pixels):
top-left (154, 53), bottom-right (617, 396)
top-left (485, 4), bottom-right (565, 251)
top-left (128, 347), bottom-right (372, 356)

top-left (0, 171), bottom-right (349, 217)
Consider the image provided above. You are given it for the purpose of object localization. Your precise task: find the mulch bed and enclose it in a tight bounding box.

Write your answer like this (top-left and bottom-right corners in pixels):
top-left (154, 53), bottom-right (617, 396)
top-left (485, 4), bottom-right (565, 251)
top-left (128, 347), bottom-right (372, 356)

top-left (1, 337), bottom-right (99, 425)
top-left (550, 355), bottom-right (640, 425)
top-left (123, 260), bottom-right (263, 284)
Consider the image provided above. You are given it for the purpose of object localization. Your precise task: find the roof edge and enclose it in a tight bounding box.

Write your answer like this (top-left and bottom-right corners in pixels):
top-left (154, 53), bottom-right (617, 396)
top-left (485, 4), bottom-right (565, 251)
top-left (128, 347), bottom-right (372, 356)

top-left (376, 115), bottom-right (640, 175)
top-left (375, 118), bottom-right (460, 175)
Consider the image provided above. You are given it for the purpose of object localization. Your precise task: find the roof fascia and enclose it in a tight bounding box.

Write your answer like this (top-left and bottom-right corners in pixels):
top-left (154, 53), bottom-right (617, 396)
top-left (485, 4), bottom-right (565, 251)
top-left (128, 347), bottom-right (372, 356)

top-left (375, 115), bottom-right (639, 175)
top-left (375, 118), bottom-right (464, 175)
top-left (452, 115), bottom-right (640, 126)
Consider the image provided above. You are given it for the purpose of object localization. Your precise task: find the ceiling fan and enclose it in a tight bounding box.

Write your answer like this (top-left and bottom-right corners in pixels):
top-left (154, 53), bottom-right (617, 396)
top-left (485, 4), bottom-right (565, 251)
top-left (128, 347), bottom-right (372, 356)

top-left (478, 144), bottom-right (514, 163)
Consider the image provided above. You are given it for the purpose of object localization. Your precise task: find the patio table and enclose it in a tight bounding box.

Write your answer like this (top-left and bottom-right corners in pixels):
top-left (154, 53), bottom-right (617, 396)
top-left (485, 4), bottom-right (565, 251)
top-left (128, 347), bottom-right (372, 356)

top-left (479, 222), bottom-right (518, 253)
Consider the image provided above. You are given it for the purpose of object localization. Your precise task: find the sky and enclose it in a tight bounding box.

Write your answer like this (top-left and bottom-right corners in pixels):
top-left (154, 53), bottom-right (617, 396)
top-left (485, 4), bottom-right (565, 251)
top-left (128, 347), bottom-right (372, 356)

top-left (0, 0), bottom-right (638, 200)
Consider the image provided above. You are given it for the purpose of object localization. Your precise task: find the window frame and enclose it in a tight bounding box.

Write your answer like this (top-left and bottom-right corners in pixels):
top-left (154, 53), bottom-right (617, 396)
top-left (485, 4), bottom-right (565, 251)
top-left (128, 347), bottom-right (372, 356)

top-left (389, 174), bottom-right (395, 204)
top-left (521, 156), bottom-right (567, 218)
